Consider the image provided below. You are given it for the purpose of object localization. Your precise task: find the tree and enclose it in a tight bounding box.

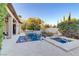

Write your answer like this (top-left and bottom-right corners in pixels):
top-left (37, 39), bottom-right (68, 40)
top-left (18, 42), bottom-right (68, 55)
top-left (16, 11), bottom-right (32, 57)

top-left (18, 15), bottom-right (22, 18)
top-left (44, 24), bottom-right (53, 28)
top-left (63, 16), bottom-right (65, 21)
top-left (68, 12), bottom-right (71, 21)
top-left (21, 17), bottom-right (44, 31)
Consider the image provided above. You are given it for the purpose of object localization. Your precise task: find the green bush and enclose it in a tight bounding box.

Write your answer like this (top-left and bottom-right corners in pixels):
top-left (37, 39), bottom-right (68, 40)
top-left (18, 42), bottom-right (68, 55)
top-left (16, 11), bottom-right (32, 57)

top-left (0, 4), bottom-right (7, 49)
top-left (57, 14), bottom-right (79, 39)
top-left (21, 17), bottom-right (43, 31)
top-left (26, 23), bottom-right (41, 30)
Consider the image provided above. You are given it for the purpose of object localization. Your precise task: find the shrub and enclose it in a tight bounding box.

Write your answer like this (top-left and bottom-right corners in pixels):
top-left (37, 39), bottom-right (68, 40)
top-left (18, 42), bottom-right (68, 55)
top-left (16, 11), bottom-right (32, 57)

top-left (0, 4), bottom-right (7, 49)
top-left (21, 17), bottom-right (44, 31)
top-left (57, 14), bottom-right (79, 39)
top-left (26, 23), bottom-right (41, 30)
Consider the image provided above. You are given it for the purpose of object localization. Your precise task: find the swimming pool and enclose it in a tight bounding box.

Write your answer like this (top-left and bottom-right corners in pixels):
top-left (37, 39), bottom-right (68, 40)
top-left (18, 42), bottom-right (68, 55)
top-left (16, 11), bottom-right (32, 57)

top-left (16, 32), bottom-right (42, 43)
top-left (50, 37), bottom-right (72, 43)
top-left (27, 33), bottom-right (41, 41)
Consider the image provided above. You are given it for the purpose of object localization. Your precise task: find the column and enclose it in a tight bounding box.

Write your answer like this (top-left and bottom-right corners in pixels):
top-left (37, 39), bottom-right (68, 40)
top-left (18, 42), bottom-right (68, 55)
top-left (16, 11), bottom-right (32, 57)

top-left (16, 21), bottom-right (19, 34)
top-left (8, 16), bottom-right (13, 39)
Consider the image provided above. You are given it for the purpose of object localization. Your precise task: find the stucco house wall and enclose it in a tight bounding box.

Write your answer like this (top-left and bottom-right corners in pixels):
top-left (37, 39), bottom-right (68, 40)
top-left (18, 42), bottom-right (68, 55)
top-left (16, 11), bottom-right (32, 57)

top-left (3, 3), bottom-right (22, 39)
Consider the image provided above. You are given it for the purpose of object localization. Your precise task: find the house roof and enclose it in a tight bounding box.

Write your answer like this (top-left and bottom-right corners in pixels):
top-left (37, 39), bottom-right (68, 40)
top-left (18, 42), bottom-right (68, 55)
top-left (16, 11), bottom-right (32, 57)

top-left (6, 3), bottom-right (22, 23)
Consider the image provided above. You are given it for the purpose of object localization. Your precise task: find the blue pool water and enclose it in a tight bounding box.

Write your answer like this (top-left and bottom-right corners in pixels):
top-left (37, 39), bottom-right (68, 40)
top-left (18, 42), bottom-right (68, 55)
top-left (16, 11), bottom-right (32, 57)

top-left (50, 37), bottom-right (72, 43)
top-left (16, 36), bottom-right (27, 43)
top-left (27, 33), bottom-right (41, 41)
top-left (16, 33), bottom-right (41, 43)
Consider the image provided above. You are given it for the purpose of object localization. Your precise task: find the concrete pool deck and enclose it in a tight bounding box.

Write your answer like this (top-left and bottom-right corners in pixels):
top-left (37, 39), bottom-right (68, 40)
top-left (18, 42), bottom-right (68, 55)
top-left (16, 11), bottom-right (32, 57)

top-left (1, 33), bottom-right (79, 56)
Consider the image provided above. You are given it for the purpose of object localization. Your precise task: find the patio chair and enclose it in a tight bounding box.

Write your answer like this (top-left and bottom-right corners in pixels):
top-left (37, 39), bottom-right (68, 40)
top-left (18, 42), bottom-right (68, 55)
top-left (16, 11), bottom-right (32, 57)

top-left (3, 32), bottom-right (8, 39)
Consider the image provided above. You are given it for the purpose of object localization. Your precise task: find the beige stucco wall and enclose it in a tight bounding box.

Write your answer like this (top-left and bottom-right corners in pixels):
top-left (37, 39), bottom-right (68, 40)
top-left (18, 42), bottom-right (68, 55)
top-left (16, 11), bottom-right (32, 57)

top-left (4, 17), bottom-right (22, 39)
top-left (3, 19), bottom-right (8, 34)
top-left (4, 14), bottom-right (13, 39)
top-left (4, 6), bottom-right (21, 39)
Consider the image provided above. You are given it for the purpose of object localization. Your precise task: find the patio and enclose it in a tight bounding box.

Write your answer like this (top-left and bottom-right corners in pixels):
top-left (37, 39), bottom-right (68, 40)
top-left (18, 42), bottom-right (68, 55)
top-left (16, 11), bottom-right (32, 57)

top-left (1, 33), bottom-right (79, 56)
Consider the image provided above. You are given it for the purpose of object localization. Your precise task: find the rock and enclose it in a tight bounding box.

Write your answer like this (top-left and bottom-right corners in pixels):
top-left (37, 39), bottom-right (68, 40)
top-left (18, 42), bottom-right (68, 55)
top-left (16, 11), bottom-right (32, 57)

top-left (44, 28), bottom-right (62, 36)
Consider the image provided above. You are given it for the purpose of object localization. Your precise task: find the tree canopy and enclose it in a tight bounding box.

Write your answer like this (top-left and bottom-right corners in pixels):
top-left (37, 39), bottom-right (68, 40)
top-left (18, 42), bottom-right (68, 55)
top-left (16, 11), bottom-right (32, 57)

top-left (21, 17), bottom-right (44, 31)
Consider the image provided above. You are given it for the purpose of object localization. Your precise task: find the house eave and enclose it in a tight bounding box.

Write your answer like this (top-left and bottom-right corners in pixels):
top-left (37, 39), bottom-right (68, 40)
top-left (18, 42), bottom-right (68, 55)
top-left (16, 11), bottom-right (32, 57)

top-left (6, 3), bottom-right (22, 24)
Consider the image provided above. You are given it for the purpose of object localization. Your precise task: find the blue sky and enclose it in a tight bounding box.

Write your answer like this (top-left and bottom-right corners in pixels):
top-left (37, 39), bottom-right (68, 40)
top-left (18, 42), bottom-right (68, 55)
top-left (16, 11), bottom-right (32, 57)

top-left (12, 3), bottom-right (79, 25)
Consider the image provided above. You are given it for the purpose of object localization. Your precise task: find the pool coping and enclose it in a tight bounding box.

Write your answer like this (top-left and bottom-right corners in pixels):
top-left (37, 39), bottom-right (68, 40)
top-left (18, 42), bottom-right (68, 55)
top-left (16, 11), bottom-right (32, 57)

top-left (43, 36), bottom-right (79, 52)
